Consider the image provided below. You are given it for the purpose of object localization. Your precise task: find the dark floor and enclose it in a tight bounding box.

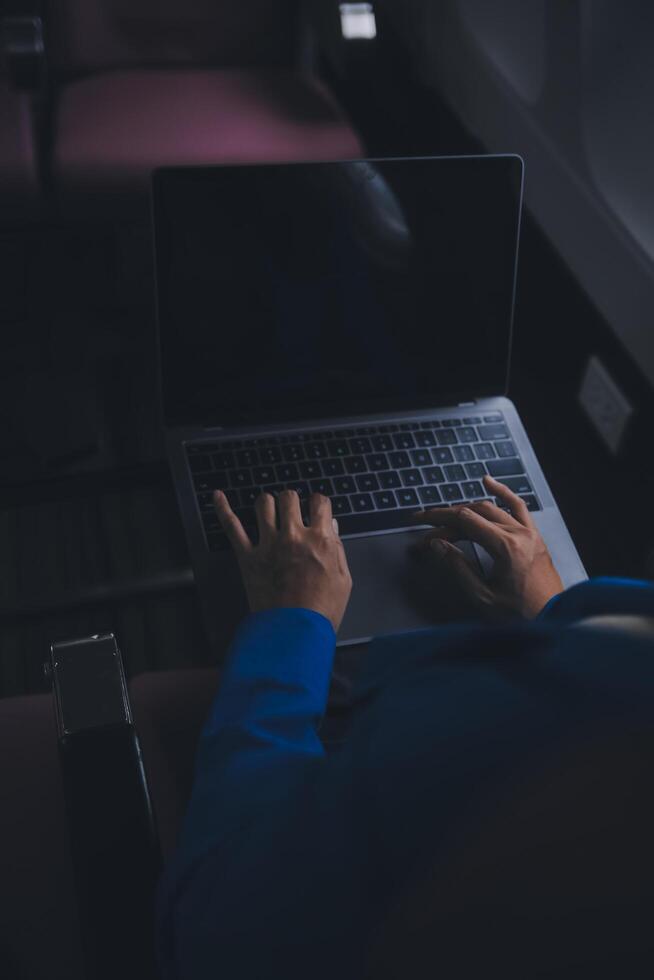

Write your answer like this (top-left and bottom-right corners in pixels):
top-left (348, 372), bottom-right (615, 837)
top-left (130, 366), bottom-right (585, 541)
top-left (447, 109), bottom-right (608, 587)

top-left (1, 30), bottom-right (653, 698)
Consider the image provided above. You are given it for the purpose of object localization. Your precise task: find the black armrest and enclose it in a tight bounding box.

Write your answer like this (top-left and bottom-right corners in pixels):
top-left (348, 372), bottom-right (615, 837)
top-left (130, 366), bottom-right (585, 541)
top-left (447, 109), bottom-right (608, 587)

top-left (0, 13), bottom-right (45, 90)
top-left (48, 634), bottom-right (162, 980)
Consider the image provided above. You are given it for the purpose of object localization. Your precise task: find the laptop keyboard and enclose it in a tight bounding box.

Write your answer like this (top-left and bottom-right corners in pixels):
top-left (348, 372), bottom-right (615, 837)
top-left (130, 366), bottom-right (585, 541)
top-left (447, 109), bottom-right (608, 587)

top-left (187, 412), bottom-right (541, 551)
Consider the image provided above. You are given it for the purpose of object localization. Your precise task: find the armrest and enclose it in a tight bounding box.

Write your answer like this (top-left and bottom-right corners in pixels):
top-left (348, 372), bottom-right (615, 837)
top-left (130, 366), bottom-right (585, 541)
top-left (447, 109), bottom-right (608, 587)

top-left (48, 634), bottom-right (162, 980)
top-left (0, 13), bottom-right (45, 90)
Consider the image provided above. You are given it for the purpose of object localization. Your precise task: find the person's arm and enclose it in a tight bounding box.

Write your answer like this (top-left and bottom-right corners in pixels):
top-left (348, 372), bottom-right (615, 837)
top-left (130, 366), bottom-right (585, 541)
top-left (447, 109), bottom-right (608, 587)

top-left (177, 607), bottom-right (336, 859)
top-left (156, 489), bottom-right (352, 978)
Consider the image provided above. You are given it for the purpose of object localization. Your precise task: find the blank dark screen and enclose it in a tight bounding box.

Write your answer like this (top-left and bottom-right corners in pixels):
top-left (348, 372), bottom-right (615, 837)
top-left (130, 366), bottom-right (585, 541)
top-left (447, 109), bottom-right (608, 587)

top-left (154, 157), bottom-right (522, 427)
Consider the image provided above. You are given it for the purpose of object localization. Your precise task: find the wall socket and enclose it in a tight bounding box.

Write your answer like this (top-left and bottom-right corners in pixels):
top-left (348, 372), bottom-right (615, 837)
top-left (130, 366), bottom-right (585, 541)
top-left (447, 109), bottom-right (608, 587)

top-left (579, 355), bottom-right (633, 454)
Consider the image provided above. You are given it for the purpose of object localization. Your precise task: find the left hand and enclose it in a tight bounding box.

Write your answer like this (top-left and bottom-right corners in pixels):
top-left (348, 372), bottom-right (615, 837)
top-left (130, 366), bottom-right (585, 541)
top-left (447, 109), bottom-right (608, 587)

top-left (213, 489), bottom-right (353, 633)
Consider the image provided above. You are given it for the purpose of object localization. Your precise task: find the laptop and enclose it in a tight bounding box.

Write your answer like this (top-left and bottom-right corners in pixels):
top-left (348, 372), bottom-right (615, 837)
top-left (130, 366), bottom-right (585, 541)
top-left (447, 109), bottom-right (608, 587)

top-left (152, 155), bottom-right (586, 650)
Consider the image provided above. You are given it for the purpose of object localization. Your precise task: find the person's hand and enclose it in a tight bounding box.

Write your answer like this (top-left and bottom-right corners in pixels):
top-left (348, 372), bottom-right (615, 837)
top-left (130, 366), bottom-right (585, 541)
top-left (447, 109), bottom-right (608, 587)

top-left (213, 489), bottom-right (352, 633)
top-left (411, 475), bottom-right (563, 619)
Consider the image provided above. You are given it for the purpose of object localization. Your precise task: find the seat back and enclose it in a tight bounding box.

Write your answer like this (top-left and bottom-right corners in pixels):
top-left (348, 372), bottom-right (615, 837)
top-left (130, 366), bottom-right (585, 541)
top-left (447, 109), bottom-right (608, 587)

top-left (45, 0), bottom-right (299, 76)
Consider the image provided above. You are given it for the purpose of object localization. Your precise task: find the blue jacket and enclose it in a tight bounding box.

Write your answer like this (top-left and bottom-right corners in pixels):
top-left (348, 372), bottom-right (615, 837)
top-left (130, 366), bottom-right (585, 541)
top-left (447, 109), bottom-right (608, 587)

top-left (156, 578), bottom-right (654, 979)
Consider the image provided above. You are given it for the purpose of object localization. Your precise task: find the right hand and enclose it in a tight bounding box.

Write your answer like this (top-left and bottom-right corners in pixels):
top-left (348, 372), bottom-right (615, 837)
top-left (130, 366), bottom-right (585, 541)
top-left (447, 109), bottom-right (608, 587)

top-left (411, 475), bottom-right (563, 619)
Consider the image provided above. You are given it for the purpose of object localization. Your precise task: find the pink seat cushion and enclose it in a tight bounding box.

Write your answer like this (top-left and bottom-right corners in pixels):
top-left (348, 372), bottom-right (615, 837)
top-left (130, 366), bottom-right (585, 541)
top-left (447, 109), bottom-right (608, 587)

top-left (54, 68), bottom-right (363, 191)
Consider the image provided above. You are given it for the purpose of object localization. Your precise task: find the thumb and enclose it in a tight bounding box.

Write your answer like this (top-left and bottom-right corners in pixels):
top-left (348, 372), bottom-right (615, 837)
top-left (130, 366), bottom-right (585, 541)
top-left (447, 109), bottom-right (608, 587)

top-left (429, 538), bottom-right (490, 604)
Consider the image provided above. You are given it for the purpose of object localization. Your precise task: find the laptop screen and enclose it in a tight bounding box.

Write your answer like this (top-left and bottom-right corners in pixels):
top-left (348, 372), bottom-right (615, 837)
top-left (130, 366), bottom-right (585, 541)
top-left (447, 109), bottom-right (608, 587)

top-left (153, 156), bottom-right (523, 429)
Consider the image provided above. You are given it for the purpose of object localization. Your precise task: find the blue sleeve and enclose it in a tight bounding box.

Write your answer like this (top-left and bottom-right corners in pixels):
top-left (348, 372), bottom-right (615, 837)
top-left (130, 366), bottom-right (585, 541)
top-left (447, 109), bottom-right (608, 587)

top-left (539, 576), bottom-right (654, 624)
top-left (156, 607), bottom-right (336, 977)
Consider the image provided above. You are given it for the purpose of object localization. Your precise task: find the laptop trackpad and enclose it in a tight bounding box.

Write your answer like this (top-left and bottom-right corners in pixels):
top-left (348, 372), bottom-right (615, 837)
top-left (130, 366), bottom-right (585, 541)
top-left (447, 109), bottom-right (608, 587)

top-left (338, 528), bottom-right (483, 644)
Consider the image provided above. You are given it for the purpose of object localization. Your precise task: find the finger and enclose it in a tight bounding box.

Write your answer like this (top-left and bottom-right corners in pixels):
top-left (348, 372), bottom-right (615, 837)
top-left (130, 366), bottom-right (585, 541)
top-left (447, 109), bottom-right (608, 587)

top-left (254, 491), bottom-right (277, 541)
top-left (428, 539), bottom-right (491, 605)
top-left (213, 490), bottom-right (253, 554)
top-left (309, 493), bottom-right (333, 532)
top-left (410, 507), bottom-right (460, 528)
top-left (332, 518), bottom-right (340, 537)
top-left (465, 497), bottom-right (521, 528)
top-left (277, 489), bottom-right (303, 533)
top-left (483, 475), bottom-right (532, 527)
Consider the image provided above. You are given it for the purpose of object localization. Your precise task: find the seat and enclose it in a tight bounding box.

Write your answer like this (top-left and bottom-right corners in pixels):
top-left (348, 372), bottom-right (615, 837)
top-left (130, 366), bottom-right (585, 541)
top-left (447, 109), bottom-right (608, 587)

top-left (53, 68), bottom-right (363, 198)
top-left (41, 0), bottom-right (363, 212)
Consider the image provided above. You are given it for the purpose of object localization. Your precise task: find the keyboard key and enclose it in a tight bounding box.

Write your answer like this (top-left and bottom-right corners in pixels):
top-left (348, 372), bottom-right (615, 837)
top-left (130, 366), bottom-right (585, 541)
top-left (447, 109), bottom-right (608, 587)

top-left (366, 453), bottom-right (389, 471)
top-left (423, 465), bottom-right (445, 484)
top-left (431, 447), bottom-right (454, 464)
top-left (520, 494), bottom-right (541, 512)
top-left (444, 464), bottom-right (466, 482)
top-left (262, 484), bottom-right (285, 496)
top-left (282, 444), bottom-right (305, 462)
top-left (344, 455), bottom-right (367, 474)
top-left (484, 413), bottom-right (504, 422)
top-left (400, 468), bottom-right (423, 487)
top-left (462, 481), bottom-right (484, 498)
top-left (494, 440), bottom-right (516, 458)
top-left (305, 442), bottom-right (327, 459)
top-left (260, 447), bottom-right (282, 463)
top-left (410, 449), bottom-right (431, 467)
top-left (189, 453), bottom-right (213, 474)
top-left (276, 463), bottom-right (299, 482)
top-left (253, 466), bottom-right (276, 484)
top-left (371, 435), bottom-right (393, 452)
top-left (393, 432), bottom-right (416, 450)
top-left (437, 428), bottom-right (458, 446)
top-left (477, 424), bottom-right (509, 441)
top-left (327, 440), bottom-right (349, 457)
top-left (240, 487), bottom-right (261, 506)
top-left (442, 418), bottom-right (462, 426)
top-left (195, 471), bottom-right (227, 492)
top-left (458, 426), bottom-right (478, 443)
top-left (323, 458), bottom-right (345, 476)
top-left (332, 496), bottom-right (352, 516)
top-left (310, 478), bottom-right (334, 496)
top-left (229, 469), bottom-right (252, 488)
top-left (497, 475), bottom-right (532, 495)
top-left (349, 437), bottom-right (372, 454)
top-left (352, 493), bottom-right (375, 512)
top-left (288, 481), bottom-right (311, 499)
top-left (202, 511), bottom-right (220, 532)
top-left (373, 490), bottom-right (397, 509)
top-left (236, 449), bottom-right (259, 467)
top-left (378, 471), bottom-right (402, 489)
top-left (465, 462), bottom-right (487, 479)
top-left (442, 483), bottom-right (463, 502)
top-left (354, 426), bottom-right (376, 435)
top-left (212, 451), bottom-right (235, 469)
top-left (465, 416), bottom-right (482, 424)
top-left (356, 473), bottom-right (380, 492)
top-left (452, 445), bottom-right (475, 462)
top-left (399, 422), bottom-right (417, 431)
top-left (487, 458), bottom-right (525, 477)
top-left (415, 431), bottom-right (436, 447)
top-left (474, 442), bottom-right (496, 460)
top-left (300, 461), bottom-right (322, 479)
top-left (389, 451), bottom-right (410, 469)
top-left (197, 491), bottom-right (215, 511)
top-left (397, 488), bottom-right (420, 507)
top-left (418, 485), bottom-right (442, 505)
top-left (334, 476), bottom-right (357, 495)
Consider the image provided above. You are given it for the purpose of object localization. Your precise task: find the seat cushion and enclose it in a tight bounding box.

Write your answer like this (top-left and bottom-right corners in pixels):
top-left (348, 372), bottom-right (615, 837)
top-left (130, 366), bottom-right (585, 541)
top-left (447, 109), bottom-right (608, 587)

top-left (53, 68), bottom-right (363, 193)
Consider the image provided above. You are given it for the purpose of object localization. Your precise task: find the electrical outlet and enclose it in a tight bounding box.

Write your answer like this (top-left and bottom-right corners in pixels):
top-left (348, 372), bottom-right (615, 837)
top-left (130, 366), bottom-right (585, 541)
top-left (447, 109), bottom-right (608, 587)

top-left (579, 355), bottom-right (633, 454)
